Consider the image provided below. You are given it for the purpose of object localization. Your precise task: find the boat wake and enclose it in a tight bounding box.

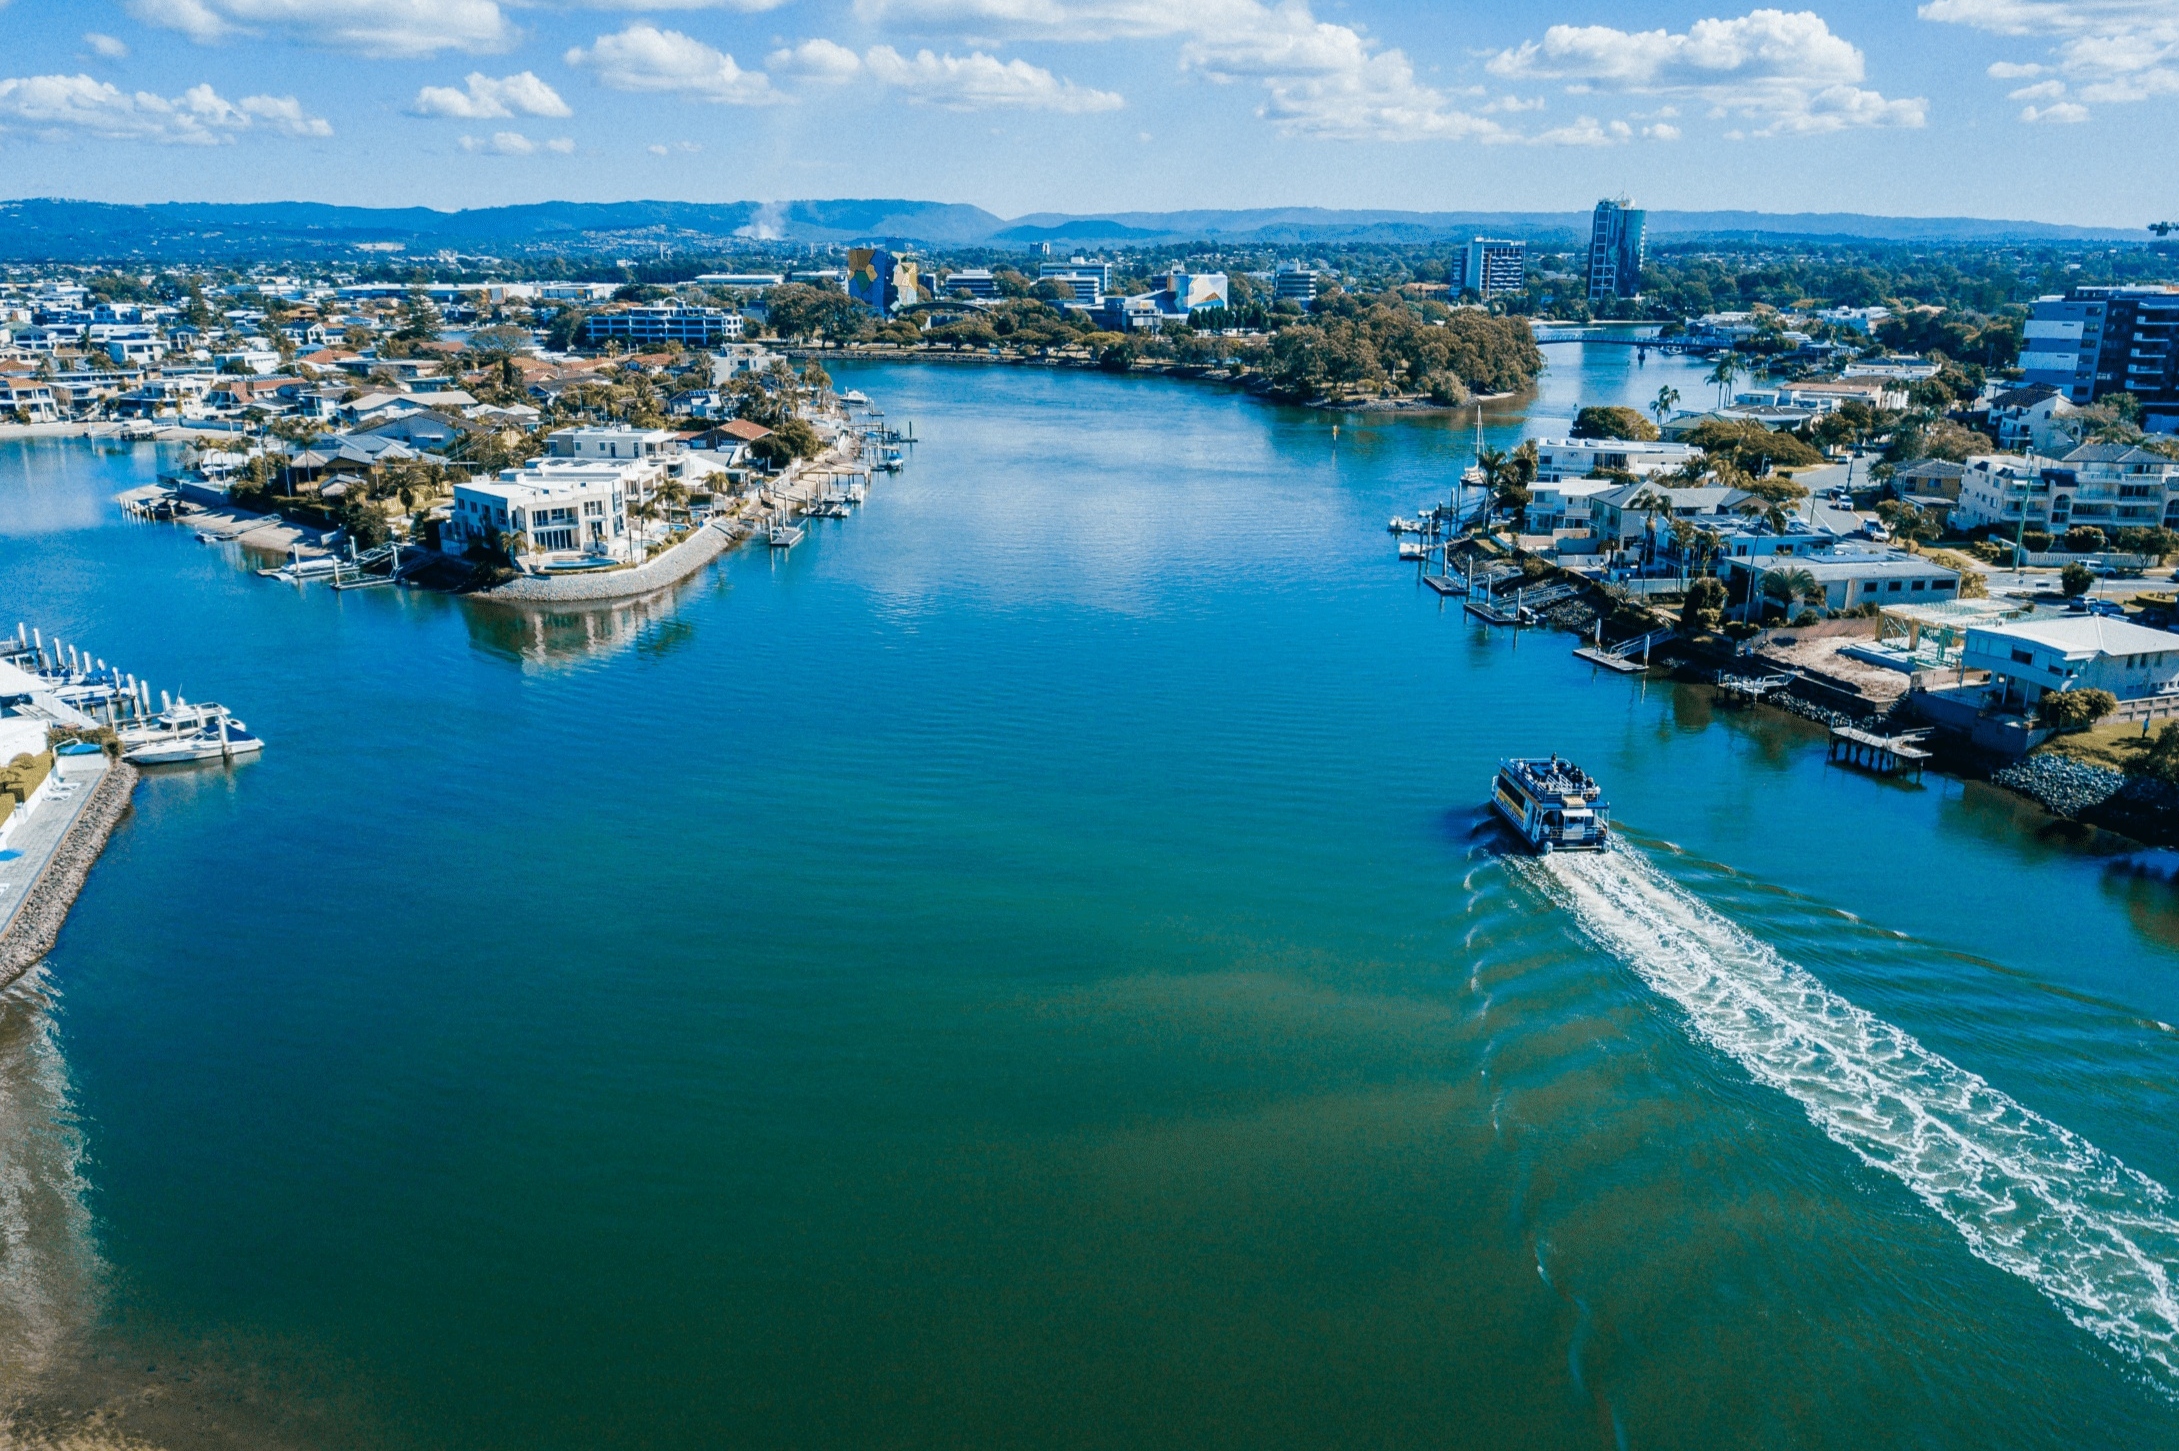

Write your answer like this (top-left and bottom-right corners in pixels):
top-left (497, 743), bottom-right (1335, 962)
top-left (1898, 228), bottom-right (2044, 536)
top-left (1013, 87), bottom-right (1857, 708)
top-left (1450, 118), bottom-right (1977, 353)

top-left (1526, 844), bottom-right (2179, 1395)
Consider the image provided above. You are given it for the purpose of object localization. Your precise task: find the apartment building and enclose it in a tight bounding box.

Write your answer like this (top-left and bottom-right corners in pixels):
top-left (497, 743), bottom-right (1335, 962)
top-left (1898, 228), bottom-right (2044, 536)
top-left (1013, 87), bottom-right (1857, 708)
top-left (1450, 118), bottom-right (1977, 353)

top-left (2021, 286), bottom-right (2179, 431)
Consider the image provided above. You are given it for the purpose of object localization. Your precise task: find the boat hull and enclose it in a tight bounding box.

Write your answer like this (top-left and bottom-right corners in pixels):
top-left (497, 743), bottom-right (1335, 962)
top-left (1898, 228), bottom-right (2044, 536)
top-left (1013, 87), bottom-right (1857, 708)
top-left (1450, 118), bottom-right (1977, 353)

top-left (127, 738), bottom-right (263, 764)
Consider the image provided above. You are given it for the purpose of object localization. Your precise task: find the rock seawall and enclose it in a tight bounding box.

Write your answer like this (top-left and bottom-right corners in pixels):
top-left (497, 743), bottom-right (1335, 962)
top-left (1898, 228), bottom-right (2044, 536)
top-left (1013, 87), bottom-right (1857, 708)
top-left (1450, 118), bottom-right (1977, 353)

top-left (1989, 753), bottom-right (2179, 844)
top-left (476, 522), bottom-right (739, 604)
top-left (0, 761), bottom-right (137, 988)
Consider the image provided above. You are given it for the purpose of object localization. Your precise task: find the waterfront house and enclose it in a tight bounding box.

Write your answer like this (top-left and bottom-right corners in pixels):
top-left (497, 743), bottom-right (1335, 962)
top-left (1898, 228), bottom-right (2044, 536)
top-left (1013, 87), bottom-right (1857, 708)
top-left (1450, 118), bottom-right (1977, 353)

top-left (1525, 479), bottom-right (1622, 533)
top-left (1717, 543), bottom-right (1960, 613)
top-left (442, 458), bottom-right (643, 564)
top-left (1961, 616), bottom-right (2179, 711)
top-left (0, 380), bottom-right (59, 423)
top-left (1530, 437), bottom-right (1703, 483)
top-left (1589, 484), bottom-right (1751, 552)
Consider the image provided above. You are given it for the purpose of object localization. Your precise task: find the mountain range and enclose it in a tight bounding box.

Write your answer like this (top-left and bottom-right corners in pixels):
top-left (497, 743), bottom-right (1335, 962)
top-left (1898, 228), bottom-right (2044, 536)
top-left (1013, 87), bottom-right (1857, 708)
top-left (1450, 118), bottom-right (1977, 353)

top-left (0, 197), bottom-right (2149, 262)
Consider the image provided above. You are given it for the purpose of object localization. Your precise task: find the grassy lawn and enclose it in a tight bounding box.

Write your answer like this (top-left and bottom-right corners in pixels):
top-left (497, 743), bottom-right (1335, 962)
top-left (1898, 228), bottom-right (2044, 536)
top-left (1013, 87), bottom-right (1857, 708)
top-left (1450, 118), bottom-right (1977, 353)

top-left (2037, 718), bottom-right (2160, 771)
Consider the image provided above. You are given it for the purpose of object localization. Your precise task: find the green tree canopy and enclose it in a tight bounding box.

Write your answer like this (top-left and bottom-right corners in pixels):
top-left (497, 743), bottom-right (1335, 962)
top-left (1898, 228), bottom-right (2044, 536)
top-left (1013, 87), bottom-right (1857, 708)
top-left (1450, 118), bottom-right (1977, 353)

top-left (1684, 417), bottom-right (1822, 475)
top-left (1571, 406), bottom-right (1660, 442)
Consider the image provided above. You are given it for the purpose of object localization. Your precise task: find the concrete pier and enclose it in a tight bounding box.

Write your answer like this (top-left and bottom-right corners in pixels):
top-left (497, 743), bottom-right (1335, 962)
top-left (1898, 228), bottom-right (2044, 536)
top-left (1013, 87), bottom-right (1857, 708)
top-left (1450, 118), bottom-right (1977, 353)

top-left (0, 754), bottom-right (137, 988)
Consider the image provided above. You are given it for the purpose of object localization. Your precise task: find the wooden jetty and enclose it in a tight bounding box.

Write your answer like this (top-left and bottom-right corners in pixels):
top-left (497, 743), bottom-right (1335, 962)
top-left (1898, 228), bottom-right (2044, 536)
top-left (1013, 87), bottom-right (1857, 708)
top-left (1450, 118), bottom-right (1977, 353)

top-left (1715, 673), bottom-right (1794, 707)
top-left (1828, 724), bottom-right (1932, 778)
top-left (1423, 574), bottom-right (1465, 597)
top-left (1574, 646), bottom-right (1648, 674)
top-left (1464, 596), bottom-right (1522, 624)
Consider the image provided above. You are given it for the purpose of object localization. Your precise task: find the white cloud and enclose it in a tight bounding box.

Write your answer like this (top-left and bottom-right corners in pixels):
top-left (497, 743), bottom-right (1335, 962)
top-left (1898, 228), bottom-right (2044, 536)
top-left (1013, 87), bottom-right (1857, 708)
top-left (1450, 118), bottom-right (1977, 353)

top-left (646, 139), bottom-right (701, 153)
top-left (459, 128), bottom-right (548, 153)
top-left (861, 45), bottom-right (1121, 110)
top-left (1529, 115), bottom-right (1632, 145)
top-left (412, 71), bottom-right (571, 118)
top-left (239, 92), bottom-right (334, 134)
top-left (1488, 9), bottom-right (1925, 134)
top-left (565, 24), bottom-right (779, 104)
top-left (547, 135), bottom-right (575, 151)
top-left (855, 0), bottom-right (1508, 140)
top-left (851, 0), bottom-right (1217, 42)
top-left (769, 38), bottom-right (1120, 109)
top-left (569, 0), bottom-right (790, 9)
top-left (123, 0), bottom-right (513, 57)
top-left (0, 73), bottom-right (330, 143)
top-left (768, 38), bottom-right (866, 81)
top-left (1925, 0), bottom-right (2178, 121)
top-left (83, 32), bottom-right (131, 58)
top-left (2008, 78), bottom-right (2067, 98)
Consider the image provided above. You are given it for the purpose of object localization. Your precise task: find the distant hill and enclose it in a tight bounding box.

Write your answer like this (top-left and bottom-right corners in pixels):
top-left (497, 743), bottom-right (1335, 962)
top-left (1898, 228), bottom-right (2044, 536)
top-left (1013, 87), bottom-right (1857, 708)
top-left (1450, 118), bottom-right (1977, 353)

top-left (0, 196), bottom-right (2147, 261)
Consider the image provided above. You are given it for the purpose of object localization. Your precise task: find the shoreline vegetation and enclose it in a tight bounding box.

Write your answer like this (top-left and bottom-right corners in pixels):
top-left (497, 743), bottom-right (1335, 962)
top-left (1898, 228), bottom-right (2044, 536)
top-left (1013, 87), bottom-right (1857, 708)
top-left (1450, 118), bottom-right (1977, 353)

top-left (773, 342), bottom-right (1535, 415)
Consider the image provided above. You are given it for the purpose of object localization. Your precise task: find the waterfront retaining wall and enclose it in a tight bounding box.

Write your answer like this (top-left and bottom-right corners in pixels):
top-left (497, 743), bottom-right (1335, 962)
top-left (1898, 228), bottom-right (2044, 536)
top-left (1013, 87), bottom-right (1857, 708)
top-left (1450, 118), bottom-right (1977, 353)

top-left (475, 522), bottom-right (740, 604)
top-left (0, 760), bottom-right (137, 989)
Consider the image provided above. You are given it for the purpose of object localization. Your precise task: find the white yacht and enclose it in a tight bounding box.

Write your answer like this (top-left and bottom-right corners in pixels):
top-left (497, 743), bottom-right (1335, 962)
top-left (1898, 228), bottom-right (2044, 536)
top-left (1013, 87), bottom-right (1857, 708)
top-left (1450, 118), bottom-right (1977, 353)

top-left (1490, 756), bottom-right (1611, 853)
top-left (121, 702), bottom-right (264, 764)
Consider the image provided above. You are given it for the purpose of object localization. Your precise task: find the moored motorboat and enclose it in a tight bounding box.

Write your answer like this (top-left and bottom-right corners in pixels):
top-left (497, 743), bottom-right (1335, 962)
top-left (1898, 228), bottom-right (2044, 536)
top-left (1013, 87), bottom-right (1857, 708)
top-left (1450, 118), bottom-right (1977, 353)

top-left (1489, 755), bottom-right (1611, 853)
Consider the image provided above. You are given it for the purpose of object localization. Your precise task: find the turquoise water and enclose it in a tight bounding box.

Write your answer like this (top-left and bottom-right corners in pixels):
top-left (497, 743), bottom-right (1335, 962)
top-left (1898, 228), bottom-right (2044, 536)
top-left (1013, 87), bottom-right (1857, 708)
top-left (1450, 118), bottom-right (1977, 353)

top-left (5, 348), bottom-right (2179, 1447)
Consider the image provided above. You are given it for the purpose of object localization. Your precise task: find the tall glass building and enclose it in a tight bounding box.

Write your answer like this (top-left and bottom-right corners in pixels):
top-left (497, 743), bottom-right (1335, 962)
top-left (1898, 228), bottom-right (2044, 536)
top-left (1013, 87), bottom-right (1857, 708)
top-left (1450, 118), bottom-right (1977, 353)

top-left (1586, 198), bottom-right (1646, 304)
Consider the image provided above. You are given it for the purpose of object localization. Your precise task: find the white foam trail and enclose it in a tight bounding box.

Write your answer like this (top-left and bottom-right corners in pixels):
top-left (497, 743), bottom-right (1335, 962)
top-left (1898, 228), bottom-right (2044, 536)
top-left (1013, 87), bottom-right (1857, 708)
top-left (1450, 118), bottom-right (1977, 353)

top-left (1530, 846), bottom-right (2179, 1393)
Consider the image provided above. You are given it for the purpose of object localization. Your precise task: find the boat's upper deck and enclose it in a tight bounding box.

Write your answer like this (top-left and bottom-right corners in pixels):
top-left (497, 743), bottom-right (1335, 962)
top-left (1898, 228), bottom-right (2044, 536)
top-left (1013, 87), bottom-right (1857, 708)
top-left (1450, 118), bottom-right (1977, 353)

top-left (1499, 757), bottom-right (1602, 805)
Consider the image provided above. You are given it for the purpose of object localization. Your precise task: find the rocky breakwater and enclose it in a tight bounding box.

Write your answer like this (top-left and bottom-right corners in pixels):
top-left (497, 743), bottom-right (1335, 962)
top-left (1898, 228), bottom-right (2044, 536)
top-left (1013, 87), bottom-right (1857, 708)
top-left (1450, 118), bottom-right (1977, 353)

top-left (1990, 752), bottom-right (2179, 845)
top-left (477, 520), bottom-right (742, 605)
top-left (0, 760), bottom-right (138, 987)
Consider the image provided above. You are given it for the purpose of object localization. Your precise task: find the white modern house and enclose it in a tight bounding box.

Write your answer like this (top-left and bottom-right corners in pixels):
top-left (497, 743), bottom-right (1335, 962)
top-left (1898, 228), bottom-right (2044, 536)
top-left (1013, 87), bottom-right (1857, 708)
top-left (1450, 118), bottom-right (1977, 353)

top-left (1530, 437), bottom-right (1702, 483)
top-left (1961, 616), bottom-right (2179, 711)
top-left (1525, 478), bottom-right (1624, 533)
top-left (545, 424), bottom-right (680, 462)
top-left (442, 459), bottom-right (645, 564)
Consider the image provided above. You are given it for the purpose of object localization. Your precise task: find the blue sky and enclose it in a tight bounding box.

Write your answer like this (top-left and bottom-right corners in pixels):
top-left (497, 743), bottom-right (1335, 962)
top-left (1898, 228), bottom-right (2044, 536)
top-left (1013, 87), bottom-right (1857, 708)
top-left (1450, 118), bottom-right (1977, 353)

top-left (0, 0), bottom-right (2172, 224)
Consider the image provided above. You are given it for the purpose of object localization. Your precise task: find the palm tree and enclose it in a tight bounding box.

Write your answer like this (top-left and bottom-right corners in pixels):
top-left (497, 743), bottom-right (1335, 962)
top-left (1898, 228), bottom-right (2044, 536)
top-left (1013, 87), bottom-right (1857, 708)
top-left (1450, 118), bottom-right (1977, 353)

top-left (1626, 486), bottom-right (1674, 566)
top-left (1734, 494), bottom-right (1794, 534)
top-left (1475, 448), bottom-right (1509, 527)
top-left (1708, 352), bottom-right (1740, 407)
top-left (654, 479), bottom-right (690, 526)
top-left (1669, 517), bottom-right (1701, 585)
top-left (1762, 565), bottom-right (1826, 619)
top-left (495, 527), bottom-right (530, 570)
top-left (1651, 385), bottom-right (1680, 431)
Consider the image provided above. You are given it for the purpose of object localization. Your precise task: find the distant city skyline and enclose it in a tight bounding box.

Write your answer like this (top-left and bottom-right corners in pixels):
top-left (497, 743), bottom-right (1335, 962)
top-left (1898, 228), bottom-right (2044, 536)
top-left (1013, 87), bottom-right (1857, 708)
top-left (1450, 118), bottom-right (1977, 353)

top-left (0, 0), bottom-right (2172, 227)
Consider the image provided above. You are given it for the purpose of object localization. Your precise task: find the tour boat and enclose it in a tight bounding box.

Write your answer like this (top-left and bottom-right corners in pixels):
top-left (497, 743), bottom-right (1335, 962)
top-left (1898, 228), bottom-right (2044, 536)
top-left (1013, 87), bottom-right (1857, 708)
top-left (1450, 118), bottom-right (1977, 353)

top-left (1489, 756), bottom-right (1611, 853)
